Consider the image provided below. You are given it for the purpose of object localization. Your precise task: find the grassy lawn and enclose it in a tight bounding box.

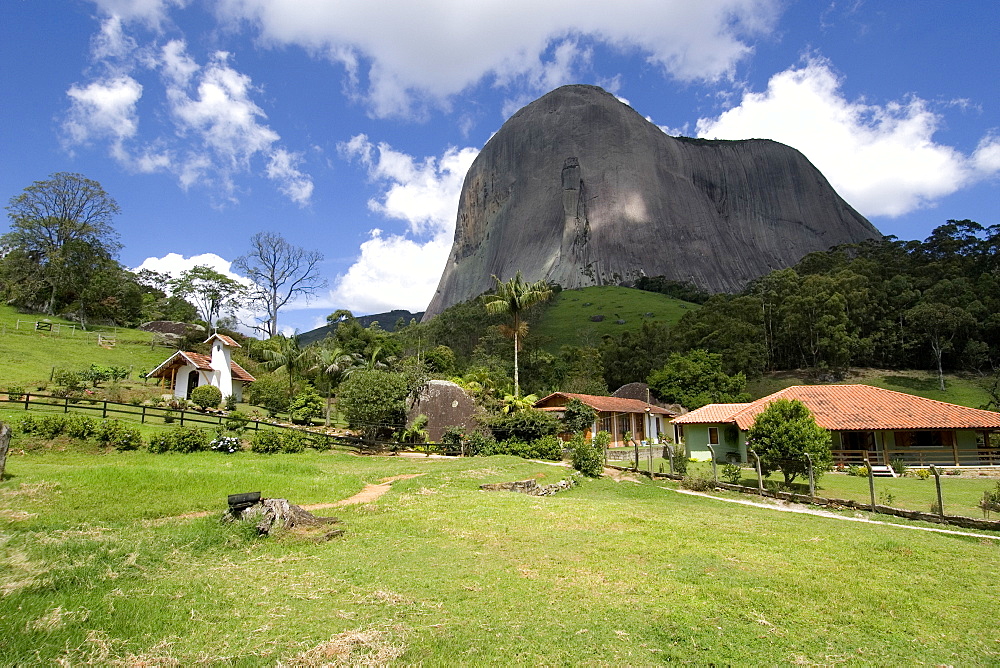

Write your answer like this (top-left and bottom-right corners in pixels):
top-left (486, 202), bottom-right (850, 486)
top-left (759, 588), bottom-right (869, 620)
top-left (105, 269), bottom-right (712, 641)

top-left (2, 444), bottom-right (999, 665)
top-left (531, 286), bottom-right (697, 352)
top-left (627, 458), bottom-right (1000, 520)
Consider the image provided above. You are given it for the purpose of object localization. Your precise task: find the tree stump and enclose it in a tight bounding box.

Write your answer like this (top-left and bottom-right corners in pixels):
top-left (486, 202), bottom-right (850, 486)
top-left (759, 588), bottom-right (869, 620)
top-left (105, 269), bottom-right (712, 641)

top-left (225, 497), bottom-right (340, 536)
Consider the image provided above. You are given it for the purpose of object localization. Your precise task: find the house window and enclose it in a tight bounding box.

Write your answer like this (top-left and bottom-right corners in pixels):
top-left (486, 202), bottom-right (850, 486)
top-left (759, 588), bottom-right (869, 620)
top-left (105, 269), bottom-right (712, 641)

top-left (708, 427), bottom-right (719, 445)
top-left (895, 431), bottom-right (953, 449)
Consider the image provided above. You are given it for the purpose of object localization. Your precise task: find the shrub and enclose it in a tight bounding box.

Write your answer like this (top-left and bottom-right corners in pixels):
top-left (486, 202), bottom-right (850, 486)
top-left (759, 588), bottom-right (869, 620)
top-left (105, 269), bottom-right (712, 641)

top-left (915, 468), bottom-right (931, 480)
top-left (279, 430), bottom-right (310, 453)
top-left (17, 414), bottom-right (39, 434)
top-left (979, 482), bottom-right (1000, 519)
top-left (667, 446), bottom-right (688, 476)
top-left (171, 427), bottom-right (210, 453)
top-left (147, 432), bottom-right (172, 453)
top-left (65, 414), bottom-right (97, 439)
top-left (223, 410), bottom-right (250, 434)
top-left (35, 415), bottom-right (66, 438)
top-left (465, 431), bottom-right (496, 457)
top-left (486, 409), bottom-right (561, 443)
top-left (224, 394), bottom-right (237, 411)
top-left (890, 457), bottom-right (908, 477)
top-left (722, 463), bottom-right (743, 485)
top-left (478, 435), bottom-right (563, 461)
top-left (190, 385), bottom-right (223, 410)
top-left (289, 386), bottom-right (324, 425)
top-left (6, 385), bottom-right (25, 401)
top-left (96, 420), bottom-right (143, 450)
top-left (570, 433), bottom-right (604, 477)
top-left (562, 398), bottom-right (597, 435)
top-left (681, 475), bottom-right (715, 492)
top-left (593, 430), bottom-right (611, 450)
top-left (441, 426), bottom-right (465, 452)
top-left (250, 430), bottom-right (283, 454)
top-left (847, 465), bottom-right (868, 477)
top-left (53, 370), bottom-right (83, 393)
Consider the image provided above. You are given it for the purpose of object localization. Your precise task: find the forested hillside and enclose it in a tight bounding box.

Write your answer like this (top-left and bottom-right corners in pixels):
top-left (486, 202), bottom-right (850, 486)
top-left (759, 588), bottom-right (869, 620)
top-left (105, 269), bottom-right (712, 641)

top-left (667, 220), bottom-right (998, 388)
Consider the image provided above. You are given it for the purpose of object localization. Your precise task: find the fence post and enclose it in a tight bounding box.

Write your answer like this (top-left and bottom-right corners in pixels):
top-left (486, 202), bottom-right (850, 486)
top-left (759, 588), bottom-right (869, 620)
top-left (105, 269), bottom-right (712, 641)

top-left (749, 449), bottom-right (763, 494)
top-left (706, 444), bottom-right (718, 483)
top-left (804, 453), bottom-right (815, 500)
top-left (141, 406), bottom-right (146, 424)
top-left (102, 402), bottom-right (108, 419)
top-left (666, 445), bottom-right (674, 475)
top-left (864, 458), bottom-right (876, 512)
top-left (64, 396), bottom-right (69, 414)
top-left (180, 410), bottom-right (185, 426)
top-left (930, 465), bottom-right (944, 516)
top-left (24, 392), bottom-right (30, 411)
top-left (633, 439), bottom-right (639, 472)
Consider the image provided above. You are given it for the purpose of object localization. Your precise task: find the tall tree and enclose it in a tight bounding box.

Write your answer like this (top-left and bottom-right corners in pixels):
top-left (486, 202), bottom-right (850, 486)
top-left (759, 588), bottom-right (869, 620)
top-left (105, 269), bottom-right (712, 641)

top-left (906, 301), bottom-right (975, 391)
top-left (2, 172), bottom-right (121, 314)
top-left (234, 232), bottom-right (326, 338)
top-left (647, 349), bottom-right (750, 409)
top-left (169, 265), bottom-right (245, 328)
top-left (483, 271), bottom-right (553, 397)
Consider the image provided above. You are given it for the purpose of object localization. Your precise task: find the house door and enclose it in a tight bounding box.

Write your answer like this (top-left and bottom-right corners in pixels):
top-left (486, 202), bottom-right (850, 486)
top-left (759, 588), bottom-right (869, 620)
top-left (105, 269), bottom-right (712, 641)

top-left (186, 371), bottom-right (200, 399)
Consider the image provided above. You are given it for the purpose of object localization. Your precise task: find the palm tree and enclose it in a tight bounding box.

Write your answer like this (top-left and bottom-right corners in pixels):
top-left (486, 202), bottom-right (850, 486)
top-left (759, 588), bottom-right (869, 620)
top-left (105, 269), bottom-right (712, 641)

top-left (260, 334), bottom-right (309, 400)
top-left (308, 344), bottom-right (357, 426)
top-left (483, 271), bottom-right (553, 398)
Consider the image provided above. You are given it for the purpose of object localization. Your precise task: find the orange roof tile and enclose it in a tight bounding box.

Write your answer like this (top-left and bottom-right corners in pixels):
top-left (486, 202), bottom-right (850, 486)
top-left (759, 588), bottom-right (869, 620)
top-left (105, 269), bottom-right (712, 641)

top-left (146, 351), bottom-right (254, 383)
top-left (732, 385), bottom-right (1000, 431)
top-left (535, 392), bottom-right (676, 416)
top-left (229, 361), bottom-right (255, 383)
top-left (670, 385), bottom-right (1000, 431)
top-left (670, 403), bottom-right (753, 424)
top-left (205, 333), bottom-right (242, 348)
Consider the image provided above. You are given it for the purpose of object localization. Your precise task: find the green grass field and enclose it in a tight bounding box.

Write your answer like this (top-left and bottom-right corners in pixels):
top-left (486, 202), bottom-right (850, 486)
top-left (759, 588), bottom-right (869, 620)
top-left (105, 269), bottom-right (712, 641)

top-left (0, 305), bottom-right (170, 389)
top-left (531, 285), bottom-right (697, 352)
top-left (2, 443), bottom-right (999, 665)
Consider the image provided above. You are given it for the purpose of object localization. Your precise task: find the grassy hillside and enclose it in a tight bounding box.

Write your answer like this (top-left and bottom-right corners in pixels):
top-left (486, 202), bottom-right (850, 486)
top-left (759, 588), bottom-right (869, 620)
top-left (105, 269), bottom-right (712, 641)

top-left (747, 368), bottom-right (993, 409)
top-left (0, 305), bottom-right (173, 389)
top-left (531, 285), bottom-right (697, 351)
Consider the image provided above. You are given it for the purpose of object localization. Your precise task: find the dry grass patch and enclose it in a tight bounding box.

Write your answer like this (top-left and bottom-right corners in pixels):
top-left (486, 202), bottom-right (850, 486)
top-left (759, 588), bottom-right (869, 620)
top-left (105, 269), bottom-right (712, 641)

top-left (281, 626), bottom-right (408, 667)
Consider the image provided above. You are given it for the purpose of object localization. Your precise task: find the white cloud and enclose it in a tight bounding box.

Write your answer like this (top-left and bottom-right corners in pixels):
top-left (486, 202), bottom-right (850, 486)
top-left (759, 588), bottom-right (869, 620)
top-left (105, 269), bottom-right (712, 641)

top-left (326, 139), bottom-right (479, 313)
top-left (215, 0), bottom-right (780, 118)
top-left (63, 76), bottom-right (143, 147)
top-left (134, 252), bottom-right (244, 284)
top-left (266, 149), bottom-right (314, 206)
top-left (694, 58), bottom-right (1000, 218)
top-left (91, 0), bottom-right (187, 28)
top-left (323, 230), bottom-right (454, 314)
top-left (64, 33), bottom-right (314, 205)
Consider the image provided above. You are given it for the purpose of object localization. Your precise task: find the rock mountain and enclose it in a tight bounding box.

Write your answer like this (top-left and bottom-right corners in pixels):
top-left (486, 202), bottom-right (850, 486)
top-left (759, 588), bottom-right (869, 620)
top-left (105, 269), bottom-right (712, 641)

top-left (423, 85), bottom-right (880, 319)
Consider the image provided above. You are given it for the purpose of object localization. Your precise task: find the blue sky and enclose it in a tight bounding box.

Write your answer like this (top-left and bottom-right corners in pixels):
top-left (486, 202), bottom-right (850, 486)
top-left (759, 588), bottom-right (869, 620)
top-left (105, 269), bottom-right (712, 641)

top-left (2, 1), bottom-right (998, 334)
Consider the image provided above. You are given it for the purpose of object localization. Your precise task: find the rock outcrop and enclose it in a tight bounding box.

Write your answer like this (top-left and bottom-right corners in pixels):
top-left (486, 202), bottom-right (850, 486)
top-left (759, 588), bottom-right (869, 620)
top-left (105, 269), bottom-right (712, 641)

top-left (423, 85), bottom-right (880, 319)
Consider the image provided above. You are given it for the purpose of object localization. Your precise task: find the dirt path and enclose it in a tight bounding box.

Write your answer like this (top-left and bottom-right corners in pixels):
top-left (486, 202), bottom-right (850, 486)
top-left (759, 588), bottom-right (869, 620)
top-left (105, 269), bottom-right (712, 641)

top-left (302, 474), bottom-right (424, 510)
top-left (149, 474), bottom-right (424, 524)
top-left (662, 485), bottom-right (1000, 541)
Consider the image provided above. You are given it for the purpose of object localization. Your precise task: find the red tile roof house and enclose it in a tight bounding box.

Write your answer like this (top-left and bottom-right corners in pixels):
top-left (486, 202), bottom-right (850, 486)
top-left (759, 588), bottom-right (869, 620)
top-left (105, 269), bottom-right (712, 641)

top-left (670, 385), bottom-right (1000, 467)
top-left (146, 334), bottom-right (255, 402)
top-left (534, 392), bottom-right (677, 447)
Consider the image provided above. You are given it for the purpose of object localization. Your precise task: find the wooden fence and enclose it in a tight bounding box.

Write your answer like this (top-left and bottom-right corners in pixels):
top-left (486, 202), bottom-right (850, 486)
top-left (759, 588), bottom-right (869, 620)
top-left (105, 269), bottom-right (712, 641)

top-left (0, 391), bottom-right (392, 453)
